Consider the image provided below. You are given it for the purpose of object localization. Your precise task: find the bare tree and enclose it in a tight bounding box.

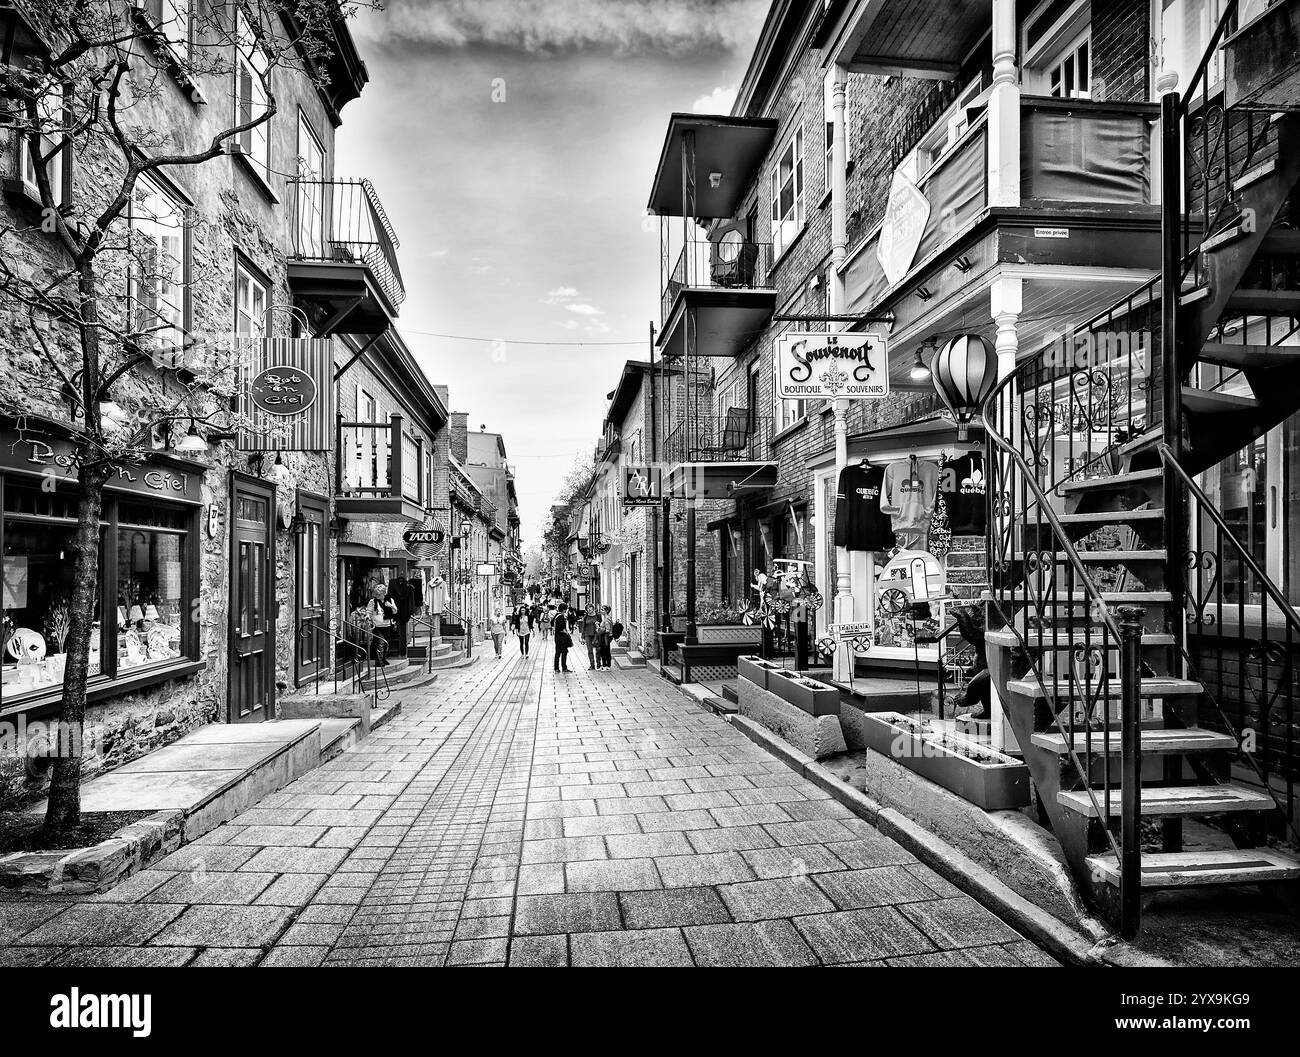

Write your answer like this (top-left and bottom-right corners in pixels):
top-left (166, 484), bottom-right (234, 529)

top-left (0, 0), bottom-right (372, 831)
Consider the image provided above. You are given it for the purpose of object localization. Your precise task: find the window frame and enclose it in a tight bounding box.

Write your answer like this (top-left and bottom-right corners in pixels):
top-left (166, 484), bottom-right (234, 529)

top-left (13, 83), bottom-right (73, 212)
top-left (233, 11), bottom-right (273, 189)
top-left (234, 257), bottom-right (269, 339)
top-left (128, 169), bottom-right (190, 356)
top-left (769, 120), bottom-right (805, 258)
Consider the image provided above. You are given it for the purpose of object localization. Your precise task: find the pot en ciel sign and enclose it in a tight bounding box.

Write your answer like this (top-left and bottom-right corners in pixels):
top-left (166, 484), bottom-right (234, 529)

top-left (775, 332), bottom-right (889, 400)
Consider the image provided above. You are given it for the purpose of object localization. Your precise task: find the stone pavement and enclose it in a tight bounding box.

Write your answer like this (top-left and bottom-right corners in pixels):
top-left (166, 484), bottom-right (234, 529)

top-left (0, 648), bottom-right (1056, 967)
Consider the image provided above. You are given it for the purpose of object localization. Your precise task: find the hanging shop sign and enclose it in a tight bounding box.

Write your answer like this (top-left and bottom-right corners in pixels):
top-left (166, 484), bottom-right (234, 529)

top-left (877, 170), bottom-right (930, 286)
top-left (476, 562), bottom-right (498, 577)
top-left (622, 464), bottom-right (662, 506)
top-left (775, 332), bottom-right (889, 400)
top-left (403, 516), bottom-right (447, 558)
top-left (237, 336), bottom-right (334, 451)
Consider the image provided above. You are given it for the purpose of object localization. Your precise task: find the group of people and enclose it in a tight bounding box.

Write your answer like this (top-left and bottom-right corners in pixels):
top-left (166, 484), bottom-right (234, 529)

top-left (487, 599), bottom-right (621, 673)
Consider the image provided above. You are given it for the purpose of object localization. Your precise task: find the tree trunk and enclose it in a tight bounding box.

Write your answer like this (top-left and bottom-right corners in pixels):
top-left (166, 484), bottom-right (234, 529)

top-left (43, 261), bottom-right (107, 832)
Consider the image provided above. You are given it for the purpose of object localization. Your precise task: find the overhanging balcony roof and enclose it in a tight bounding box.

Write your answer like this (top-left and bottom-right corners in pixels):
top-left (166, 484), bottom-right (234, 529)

top-left (658, 289), bottom-right (776, 359)
top-left (647, 114), bottom-right (778, 219)
top-left (821, 0), bottom-right (989, 78)
top-left (667, 461), bottom-right (777, 501)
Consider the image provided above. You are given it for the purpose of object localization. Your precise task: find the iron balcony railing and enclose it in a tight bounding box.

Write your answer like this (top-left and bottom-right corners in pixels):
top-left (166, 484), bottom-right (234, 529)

top-left (337, 414), bottom-right (424, 504)
top-left (661, 238), bottom-right (773, 325)
top-left (666, 409), bottom-right (772, 465)
top-left (289, 178), bottom-right (406, 310)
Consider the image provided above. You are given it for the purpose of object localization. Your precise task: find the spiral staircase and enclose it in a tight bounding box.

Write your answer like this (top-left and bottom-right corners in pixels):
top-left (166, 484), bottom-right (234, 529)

top-left (983, 0), bottom-right (1300, 936)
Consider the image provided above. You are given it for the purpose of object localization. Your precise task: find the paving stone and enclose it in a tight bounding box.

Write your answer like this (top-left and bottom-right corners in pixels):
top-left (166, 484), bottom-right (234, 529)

top-left (224, 826), bottom-right (329, 847)
top-left (562, 814), bottom-right (643, 838)
top-left (685, 825), bottom-right (777, 855)
top-left (508, 934), bottom-right (569, 967)
top-left (150, 905), bottom-right (294, 948)
top-left (188, 948), bottom-right (264, 967)
top-left (684, 919), bottom-right (819, 967)
top-left (618, 887), bottom-right (732, 930)
top-left (824, 837), bottom-right (917, 869)
top-left (51, 946), bottom-right (197, 967)
top-left (565, 857), bottom-right (661, 893)
top-left (513, 893), bottom-right (622, 935)
top-left (794, 907), bottom-right (935, 964)
top-left (739, 843), bottom-right (848, 880)
top-left (446, 937), bottom-right (509, 965)
top-left (604, 831), bottom-right (694, 859)
top-left (569, 927), bottom-right (693, 967)
top-left (152, 844), bottom-right (260, 873)
top-left (240, 846), bottom-right (350, 874)
top-left (813, 866), bottom-right (940, 911)
top-left (20, 904), bottom-right (183, 947)
top-left (261, 945), bottom-right (330, 967)
top-left (0, 902), bottom-right (76, 943)
top-left (634, 809), bottom-right (717, 832)
top-left (255, 873), bottom-right (329, 906)
top-left (145, 871), bottom-right (277, 906)
top-left (654, 852), bottom-right (757, 888)
top-left (517, 863), bottom-right (566, 896)
top-left (898, 897), bottom-right (1023, 950)
top-left (716, 877), bottom-right (837, 921)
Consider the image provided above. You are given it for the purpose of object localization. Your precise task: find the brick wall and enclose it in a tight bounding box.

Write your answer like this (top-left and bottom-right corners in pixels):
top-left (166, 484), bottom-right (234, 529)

top-left (449, 412), bottom-right (469, 463)
top-left (1091, 0), bottom-right (1150, 103)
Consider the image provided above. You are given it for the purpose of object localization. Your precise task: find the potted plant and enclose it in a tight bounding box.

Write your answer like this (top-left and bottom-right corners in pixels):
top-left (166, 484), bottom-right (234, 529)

top-left (858, 711), bottom-right (1031, 810)
top-left (737, 654), bottom-right (778, 690)
top-left (767, 668), bottom-right (840, 716)
top-left (696, 604), bottom-right (762, 644)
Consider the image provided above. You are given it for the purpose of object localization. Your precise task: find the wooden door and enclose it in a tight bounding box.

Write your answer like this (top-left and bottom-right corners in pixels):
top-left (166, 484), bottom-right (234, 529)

top-left (295, 490), bottom-right (328, 683)
top-left (229, 474), bottom-right (275, 722)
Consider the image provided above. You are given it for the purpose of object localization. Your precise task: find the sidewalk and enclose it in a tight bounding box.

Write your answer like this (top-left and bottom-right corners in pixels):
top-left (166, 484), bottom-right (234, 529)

top-left (0, 650), bottom-right (1055, 967)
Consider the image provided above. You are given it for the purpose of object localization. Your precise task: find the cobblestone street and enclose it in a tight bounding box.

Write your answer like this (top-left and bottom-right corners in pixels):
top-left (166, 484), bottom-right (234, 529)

top-left (0, 653), bottom-right (1055, 967)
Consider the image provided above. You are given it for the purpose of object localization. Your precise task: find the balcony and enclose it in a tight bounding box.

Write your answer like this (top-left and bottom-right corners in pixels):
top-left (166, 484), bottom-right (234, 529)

top-left (665, 408), bottom-right (776, 500)
top-left (842, 95), bottom-right (1160, 387)
top-left (1226, 0), bottom-right (1300, 110)
top-left (658, 237), bottom-right (777, 360)
top-left (596, 424), bottom-right (622, 465)
top-left (287, 178), bottom-right (406, 336)
top-left (335, 415), bottom-right (426, 523)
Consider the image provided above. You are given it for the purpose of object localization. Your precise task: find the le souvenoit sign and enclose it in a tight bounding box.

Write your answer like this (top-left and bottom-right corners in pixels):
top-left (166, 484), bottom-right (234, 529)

top-left (775, 332), bottom-right (890, 400)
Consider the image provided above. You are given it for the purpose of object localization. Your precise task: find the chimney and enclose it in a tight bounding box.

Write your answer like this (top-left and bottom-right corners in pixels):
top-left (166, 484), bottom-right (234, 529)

top-left (449, 411), bottom-right (469, 463)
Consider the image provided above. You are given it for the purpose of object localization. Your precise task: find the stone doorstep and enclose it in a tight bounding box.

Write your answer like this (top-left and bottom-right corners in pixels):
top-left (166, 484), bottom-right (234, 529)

top-left (1, 719), bottom-right (331, 896)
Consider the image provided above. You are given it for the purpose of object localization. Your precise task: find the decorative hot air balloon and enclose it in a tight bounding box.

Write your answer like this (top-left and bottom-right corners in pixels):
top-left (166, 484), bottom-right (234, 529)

top-left (931, 334), bottom-right (999, 440)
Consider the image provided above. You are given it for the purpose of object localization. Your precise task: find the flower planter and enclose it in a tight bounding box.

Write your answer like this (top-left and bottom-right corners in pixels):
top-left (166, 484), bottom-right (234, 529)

top-left (859, 711), bottom-right (1031, 810)
top-left (737, 654), bottom-right (777, 691)
top-left (697, 623), bottom-right (762, 645)
top-left (768, 668), bottom-right (841, 717)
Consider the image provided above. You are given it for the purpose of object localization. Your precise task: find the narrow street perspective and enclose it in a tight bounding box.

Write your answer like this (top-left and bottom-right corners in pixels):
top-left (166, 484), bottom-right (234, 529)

top-left (2, 656), bottom-right (1052, 967)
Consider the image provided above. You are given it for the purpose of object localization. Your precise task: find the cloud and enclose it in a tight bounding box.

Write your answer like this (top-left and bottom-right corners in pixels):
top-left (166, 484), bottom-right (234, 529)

top-left (542, 286), bottom-right (579, 305)
top-left (565, 303), bottom-right (603, 317)
top-left (692, 85), bottom-right (738, 114)
top-left (366, 0), bottom-right (768, 56)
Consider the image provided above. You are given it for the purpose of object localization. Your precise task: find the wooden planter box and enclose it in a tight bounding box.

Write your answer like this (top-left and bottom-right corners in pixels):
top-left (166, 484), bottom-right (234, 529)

top-left (859, 711), bottom-right (1031, 811)
top-left (737, 654), bottom-right (777, 691)
top-left (697, 623), bottom-right (762, 645)
top-left (768, 669), bottom-right (841, 717)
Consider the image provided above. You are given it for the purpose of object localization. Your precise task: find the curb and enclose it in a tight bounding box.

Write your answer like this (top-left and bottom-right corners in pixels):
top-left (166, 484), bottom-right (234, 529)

top-left (724, 712), bottom-right (1173, 968)
top-left (0, 808), bottom-right (184, 896)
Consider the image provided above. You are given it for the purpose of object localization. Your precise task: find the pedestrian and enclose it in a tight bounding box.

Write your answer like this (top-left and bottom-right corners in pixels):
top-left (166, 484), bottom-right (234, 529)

top-left (366, 583), bottom-right (398, 667)
top-left (581, 605), bottom-right (599, 669)
top-left (489, 610), bottom-right (506, 659)
top-left (516, 607), bottom-right (531, 657)
top-left (552, 602), bottom-right (572, 673)
top-left (598, 604), bottom-right (614, 669)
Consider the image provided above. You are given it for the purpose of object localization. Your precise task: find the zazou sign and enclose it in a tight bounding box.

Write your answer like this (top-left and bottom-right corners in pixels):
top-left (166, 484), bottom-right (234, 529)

top-left (775, 332), bottom-right (889, 400)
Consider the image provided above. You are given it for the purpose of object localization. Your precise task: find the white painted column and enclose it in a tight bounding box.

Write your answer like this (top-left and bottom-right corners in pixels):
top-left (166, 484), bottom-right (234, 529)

top-left (989, 275), bottom-right (1022, 751)
top-left (987, 0), bottom-right (1021, 208)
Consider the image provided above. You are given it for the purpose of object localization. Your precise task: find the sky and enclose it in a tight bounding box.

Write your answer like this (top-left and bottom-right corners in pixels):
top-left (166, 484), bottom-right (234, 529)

top-left (335, 0), bottom-right (768, 548)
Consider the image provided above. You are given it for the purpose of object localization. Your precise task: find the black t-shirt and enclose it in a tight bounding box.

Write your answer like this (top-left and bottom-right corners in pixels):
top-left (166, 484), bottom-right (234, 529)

top-left (940, 453), bottom-right (987, 535)
top-left (834, 464), bottom-right (896, 551)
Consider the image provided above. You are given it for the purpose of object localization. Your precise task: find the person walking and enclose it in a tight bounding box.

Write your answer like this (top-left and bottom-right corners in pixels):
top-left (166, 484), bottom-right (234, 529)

top-left (366, 583), bottom-right (398, 667)
top-left (515, 606), bottom-right (531, 657)
top-left (489, 611), bottom-right (506, 659)
top-left (552, 602), bottom-right (572, 673)
top-left (597, 604), bottom-right (614, 670)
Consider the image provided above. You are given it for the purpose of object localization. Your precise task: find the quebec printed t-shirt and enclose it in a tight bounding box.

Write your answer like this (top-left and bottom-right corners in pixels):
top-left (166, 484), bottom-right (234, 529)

top-left (881, 457), bottom-right (940, 533)
top-left (834, 464), bottom-right (896, 551)
top-left (940, 453), bottom-right (987, 535)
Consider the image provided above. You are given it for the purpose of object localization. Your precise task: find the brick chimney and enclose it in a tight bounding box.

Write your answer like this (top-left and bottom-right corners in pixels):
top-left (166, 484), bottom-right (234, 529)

top-left (449, 411), bottom-right (469, 463)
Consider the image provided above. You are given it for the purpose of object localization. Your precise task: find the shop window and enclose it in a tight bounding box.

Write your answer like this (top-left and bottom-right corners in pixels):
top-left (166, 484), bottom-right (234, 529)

top-left (116, 502), bottom-right (188, 674)
top-left (2, 480), bottom-right (197, 708)
top-left (129, 172), bottom-right (187, 354)
top-left (769, 123), bottom-right (804, 257)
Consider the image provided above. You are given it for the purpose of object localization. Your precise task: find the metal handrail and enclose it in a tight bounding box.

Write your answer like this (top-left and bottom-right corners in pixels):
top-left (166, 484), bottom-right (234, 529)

top-left (296, 617), bottom-right (391, 707)
top-left (409, 612), bottom-right (438, 674)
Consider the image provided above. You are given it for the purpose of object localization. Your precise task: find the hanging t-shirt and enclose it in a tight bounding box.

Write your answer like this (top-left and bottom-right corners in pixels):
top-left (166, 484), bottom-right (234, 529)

top-left (834, 464), bottom-right (896, 552)
top-left (881, 457), bottom-right (940, 533)
top-left (940, 453), bottom-right (987, 535)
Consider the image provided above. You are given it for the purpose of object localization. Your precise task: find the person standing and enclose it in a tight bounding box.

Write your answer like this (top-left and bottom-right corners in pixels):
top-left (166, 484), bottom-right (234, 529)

top-left (489, 611), bottom-right (506, 659)
top-left (581, 606), bottom-right (599, 669)
top-left (552, 602), bottom-right (572, 673)
top-left (366, 583), bottom-right (398, 667)
top-left (515, 607), bottom-right (531, 657)
top-left (597, 604), bottom-right (614, 670)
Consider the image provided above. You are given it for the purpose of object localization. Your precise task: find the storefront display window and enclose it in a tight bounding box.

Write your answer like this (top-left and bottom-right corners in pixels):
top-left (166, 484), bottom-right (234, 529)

top-left (0, 459), bottom-right (200, 712)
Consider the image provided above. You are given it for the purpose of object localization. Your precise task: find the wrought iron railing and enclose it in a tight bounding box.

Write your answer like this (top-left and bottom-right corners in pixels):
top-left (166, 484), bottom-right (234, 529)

top-left (288, 178), bottom-right (406, 310)
top-left (661, 238), bottom-right (773, 325)
top-left (665, 410), bottom-right (772, 465)
top-left (296, 617), bottom-right (390, 708)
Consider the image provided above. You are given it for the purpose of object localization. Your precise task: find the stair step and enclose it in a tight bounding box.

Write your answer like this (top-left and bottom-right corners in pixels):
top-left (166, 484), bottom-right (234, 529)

top-left (1227, 288), bottom-right (1300, 314)
top-left (1198, 341), bottom-right (1300, 368)
top-left (1057, 508), bottom-right (1163, 526)
top-left (1060, 468), bottom-right (1163, 494)
top-left (1201, 221), bottom-right (1252, 252)
top-left (1233, 158), bottom-right (1278, 192)
top-left (1057, 783), bottom-right (1274, 818)
top-left (1012, 549), bottom-right (1166, 564)
top-left (1086, 848), bottom-right (1300, 888)
top-left (1180, 285), bottom-right (1212, 307)
top-left (1007, 676), bottom-right (1200, 700)
top-left (1031, 727), bottom-right (1236, 755)
top-left (1182, 386), bottom-right (1260, 414)
top-left (987, 628), bottom-right (1176, 649)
